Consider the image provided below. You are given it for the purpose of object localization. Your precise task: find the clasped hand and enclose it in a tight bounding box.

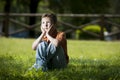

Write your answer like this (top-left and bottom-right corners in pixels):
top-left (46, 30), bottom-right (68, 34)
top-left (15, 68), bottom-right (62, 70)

top-left (41, 25), bottom-right (54, 37)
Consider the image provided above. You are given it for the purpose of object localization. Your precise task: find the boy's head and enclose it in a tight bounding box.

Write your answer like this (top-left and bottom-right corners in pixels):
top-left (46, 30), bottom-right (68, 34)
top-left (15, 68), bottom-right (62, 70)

top-left (41, 13), bottom-right (57, 31)
top-left (41, 13), bottom-right (57, 25)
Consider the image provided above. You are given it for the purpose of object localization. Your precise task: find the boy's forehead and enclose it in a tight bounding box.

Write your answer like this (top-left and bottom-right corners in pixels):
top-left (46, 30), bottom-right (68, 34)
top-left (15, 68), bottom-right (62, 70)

top-left (42, 17), bottom-right (51, 21)
top-left (41, 17), bottom-right (54, 23)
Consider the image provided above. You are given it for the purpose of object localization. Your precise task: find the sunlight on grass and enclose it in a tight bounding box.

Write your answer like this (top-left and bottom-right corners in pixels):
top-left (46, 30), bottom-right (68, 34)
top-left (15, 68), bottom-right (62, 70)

top-left (68, 39), bottom-right (120, 59)
top-left (0, 37), bottom-right (120, 80)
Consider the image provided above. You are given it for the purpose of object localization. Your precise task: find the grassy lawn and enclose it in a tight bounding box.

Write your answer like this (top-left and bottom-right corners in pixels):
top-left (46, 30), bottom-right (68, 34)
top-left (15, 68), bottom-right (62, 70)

top-left (0, 37), bottom-right (120, 80)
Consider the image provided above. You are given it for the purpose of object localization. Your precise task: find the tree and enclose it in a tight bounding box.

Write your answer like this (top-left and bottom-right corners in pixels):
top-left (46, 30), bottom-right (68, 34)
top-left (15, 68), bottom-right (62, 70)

top-left (29, 0), bottom-right (40, 38)
top-left (113, 0), bottom-right (120, 39)
top-left (48, 0), bottom-right (65, 13)
top-left (2, 0), bottom-right (12, 37)
top-left (48, 0), bottom-right (109, 25)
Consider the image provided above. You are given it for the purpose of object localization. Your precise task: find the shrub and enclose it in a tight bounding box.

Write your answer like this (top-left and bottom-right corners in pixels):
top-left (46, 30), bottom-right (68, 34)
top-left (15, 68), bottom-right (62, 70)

top-left (76, 25), bottom-right (105, 40)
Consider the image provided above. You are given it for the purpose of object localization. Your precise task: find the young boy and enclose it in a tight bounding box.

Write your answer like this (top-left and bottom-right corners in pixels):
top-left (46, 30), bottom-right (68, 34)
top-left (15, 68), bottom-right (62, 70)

top-left (31, 13), bottom-right (69, 71)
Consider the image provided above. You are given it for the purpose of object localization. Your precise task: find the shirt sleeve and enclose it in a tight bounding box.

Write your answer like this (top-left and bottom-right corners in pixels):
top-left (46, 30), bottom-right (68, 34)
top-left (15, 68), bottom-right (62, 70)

top-left (56, 32), bottom-right (66, 44)
top-left (56, 32), bottom-right (69, 64)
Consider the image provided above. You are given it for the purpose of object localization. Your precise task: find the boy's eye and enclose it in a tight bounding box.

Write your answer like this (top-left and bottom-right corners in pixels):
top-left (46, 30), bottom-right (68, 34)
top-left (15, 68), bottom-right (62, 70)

top-left (47, 22), bottom-right (50, 24)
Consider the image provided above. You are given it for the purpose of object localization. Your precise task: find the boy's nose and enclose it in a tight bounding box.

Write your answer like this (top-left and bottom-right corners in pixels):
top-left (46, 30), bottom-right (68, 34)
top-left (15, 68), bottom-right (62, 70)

top-left (45, 24), bottom-right (48, 27)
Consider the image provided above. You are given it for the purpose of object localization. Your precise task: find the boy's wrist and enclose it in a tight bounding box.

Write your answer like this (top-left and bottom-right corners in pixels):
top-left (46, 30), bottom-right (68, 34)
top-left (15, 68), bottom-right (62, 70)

top-left (42, 31), bottom-right (46, 35)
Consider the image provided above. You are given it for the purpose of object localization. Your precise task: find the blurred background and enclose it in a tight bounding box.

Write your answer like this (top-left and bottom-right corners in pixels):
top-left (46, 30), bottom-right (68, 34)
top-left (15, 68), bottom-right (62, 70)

top-left (0, 0), bottom-right (120, 40)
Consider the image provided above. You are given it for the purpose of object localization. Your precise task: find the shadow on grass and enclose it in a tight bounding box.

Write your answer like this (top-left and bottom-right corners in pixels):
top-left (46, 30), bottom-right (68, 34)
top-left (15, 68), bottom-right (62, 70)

top-left (0, 56), bottom-right (120, 80)
top-left (47, 58), bottom-right (120, 80)
top-left (0, 56), bottom-right (28, 80)
top-left (25, 58), bottom-right (120, 80)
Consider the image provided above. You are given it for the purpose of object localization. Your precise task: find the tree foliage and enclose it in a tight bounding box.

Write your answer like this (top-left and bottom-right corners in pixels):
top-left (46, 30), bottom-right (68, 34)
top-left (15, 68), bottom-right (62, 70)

top-left (48, 0), bottom-right (110, 25)
top-left (0, 0), bottom-right (112, 38)
top-left (48, 0), bottom-right (109, 13)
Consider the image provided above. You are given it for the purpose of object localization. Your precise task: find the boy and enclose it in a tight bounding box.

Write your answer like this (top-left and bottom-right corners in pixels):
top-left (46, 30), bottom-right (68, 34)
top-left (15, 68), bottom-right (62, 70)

top-left (31, 13), bottom-right (69, 71)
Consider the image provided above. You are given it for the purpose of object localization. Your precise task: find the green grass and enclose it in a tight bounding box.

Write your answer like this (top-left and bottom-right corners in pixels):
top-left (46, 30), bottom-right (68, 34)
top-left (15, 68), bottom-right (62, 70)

top-left (0, 37), bottom-right (120, 80)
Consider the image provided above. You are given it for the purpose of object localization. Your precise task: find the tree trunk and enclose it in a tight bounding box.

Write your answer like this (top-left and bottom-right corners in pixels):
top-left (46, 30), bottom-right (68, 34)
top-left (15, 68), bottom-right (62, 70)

top-left (114, 0), bottom-right (120, 39)
top-left (2, 0), bottom-right (11, 37)
top-left (29, 0), bottom-right (39, 38)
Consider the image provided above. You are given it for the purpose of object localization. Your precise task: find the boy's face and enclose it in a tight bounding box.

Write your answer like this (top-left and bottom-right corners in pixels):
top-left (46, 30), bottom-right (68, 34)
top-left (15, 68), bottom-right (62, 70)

top-left (41, 17), bottom-right (52, 31)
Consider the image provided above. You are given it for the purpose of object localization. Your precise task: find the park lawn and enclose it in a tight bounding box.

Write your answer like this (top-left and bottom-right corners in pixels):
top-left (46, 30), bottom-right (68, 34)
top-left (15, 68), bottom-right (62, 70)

top-left (0, 37), bottom-right (120, 80)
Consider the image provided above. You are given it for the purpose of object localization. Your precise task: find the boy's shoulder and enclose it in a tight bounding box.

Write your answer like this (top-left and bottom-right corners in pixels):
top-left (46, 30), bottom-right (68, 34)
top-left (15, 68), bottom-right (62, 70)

top-left (57, 31), bottom-right (65, 37)
top-left (56, 31), bottom-right (66, 40)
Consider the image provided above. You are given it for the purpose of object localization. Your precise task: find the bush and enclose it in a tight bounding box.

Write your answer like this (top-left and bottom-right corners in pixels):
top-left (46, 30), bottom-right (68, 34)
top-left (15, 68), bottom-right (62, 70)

top-left (76, 25), bottom-right (105, 40)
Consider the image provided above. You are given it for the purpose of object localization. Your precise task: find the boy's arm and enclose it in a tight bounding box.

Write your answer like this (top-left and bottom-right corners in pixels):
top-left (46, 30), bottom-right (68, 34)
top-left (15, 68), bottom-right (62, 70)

top-left (46, 33), bottom-right (59, 47)
top-left (32, 32), bottom-right (45, 50)
top-left (46, 26), bottom-right (59, 47)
